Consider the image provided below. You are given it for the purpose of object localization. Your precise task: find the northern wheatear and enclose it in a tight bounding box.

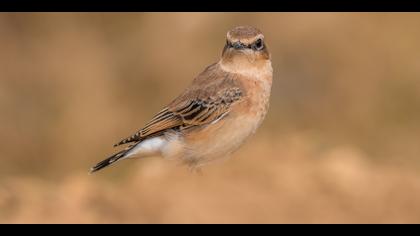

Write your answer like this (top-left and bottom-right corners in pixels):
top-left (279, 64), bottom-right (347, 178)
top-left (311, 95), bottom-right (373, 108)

top-left (90, 26), bottom-right (273, 173)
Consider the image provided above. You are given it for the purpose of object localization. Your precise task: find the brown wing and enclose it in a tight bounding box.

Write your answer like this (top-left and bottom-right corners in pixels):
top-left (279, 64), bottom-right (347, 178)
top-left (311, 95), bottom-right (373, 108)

top-left (113, 108), bottom-right (182, 147)
top-left (170, 87), bottom-right (242, 126)
top-left (114, 63), bottom-right (243, 147)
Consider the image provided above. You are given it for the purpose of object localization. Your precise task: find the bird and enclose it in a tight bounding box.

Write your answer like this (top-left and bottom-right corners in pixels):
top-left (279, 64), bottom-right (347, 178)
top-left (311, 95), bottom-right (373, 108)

top-left (90, 26), bottom-right (273, 173)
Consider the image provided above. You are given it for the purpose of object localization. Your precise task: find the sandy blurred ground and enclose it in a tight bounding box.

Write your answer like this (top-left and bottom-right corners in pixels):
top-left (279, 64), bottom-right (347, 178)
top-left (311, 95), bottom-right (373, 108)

top-left (1, 13), bottom-right (420, 223)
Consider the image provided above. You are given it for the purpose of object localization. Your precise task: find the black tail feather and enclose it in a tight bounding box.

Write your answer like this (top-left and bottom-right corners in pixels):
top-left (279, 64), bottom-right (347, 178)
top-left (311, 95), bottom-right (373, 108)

top-left (90, 146), bottom-right (134, 173)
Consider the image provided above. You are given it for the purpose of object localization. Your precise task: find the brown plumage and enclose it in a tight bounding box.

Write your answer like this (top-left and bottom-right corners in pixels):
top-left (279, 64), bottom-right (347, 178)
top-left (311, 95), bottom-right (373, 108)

top-left (114, 63), bottom-right (243, 147)
top-left (91, 26), bottom-right (272, 173)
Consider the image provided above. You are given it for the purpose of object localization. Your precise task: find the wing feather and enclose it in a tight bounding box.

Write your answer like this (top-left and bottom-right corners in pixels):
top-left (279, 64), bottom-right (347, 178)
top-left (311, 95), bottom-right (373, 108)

top-left (114, 64), bottom-right (243, 147)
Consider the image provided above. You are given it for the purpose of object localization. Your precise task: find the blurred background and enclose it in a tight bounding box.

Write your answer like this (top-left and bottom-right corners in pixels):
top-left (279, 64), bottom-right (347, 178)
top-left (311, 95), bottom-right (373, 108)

top-left (1, 13), bottom-right (420, 223)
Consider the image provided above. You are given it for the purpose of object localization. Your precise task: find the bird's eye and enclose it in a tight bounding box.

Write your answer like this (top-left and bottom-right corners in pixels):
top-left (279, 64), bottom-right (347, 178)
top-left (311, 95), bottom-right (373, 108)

top-left (253, 38), bottom-right (264, 50)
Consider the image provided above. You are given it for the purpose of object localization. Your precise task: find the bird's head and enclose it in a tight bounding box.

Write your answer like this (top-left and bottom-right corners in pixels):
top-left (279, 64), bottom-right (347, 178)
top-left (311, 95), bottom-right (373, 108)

top-left (222, 26), bottom-right (270, 63)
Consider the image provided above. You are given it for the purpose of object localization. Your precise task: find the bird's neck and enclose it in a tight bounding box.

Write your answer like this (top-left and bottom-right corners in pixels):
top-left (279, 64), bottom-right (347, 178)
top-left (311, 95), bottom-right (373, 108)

top-left (219, 56), bottom-right (273, 82)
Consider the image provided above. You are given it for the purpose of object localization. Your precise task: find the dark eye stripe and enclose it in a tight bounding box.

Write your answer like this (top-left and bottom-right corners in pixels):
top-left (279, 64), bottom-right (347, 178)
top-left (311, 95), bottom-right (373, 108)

top-left (227, 40), bottom-right (263, 50)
